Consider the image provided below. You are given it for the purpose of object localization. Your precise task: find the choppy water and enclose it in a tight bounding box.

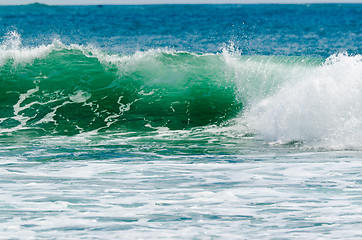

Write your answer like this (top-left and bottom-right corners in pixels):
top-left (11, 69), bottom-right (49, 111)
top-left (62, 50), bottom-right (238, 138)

top-left (0, 3), bottom-right (362, 239)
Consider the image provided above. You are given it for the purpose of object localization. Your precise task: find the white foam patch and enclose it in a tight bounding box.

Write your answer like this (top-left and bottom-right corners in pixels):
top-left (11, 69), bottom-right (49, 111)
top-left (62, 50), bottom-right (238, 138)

top-left (243, 53), bottom-right (362, 149)
top-left (69, 90), bottom-right (91, 103)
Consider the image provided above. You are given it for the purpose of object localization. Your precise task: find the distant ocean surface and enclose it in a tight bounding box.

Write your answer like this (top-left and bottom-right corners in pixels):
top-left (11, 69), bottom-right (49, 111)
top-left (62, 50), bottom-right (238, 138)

top-left (0, 3), bottom-right (361, 239)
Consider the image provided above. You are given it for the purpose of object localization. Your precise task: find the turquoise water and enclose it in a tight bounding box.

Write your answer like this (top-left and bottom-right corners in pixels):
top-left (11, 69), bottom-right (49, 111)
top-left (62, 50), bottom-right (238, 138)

top-left (1, 4), bottom-right (362, 239)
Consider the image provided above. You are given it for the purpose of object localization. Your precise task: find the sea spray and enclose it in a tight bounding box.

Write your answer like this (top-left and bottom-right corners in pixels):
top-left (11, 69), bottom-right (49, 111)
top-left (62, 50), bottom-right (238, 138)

top-left (0, 31), bottom-right (56, 66)
top-left (243, 53), bottom-right (362, 149)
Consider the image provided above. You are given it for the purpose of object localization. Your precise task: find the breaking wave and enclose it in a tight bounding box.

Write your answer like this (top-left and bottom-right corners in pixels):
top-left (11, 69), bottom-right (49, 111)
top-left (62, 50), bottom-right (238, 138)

top-left (1, 31), bottom-right (361, 149)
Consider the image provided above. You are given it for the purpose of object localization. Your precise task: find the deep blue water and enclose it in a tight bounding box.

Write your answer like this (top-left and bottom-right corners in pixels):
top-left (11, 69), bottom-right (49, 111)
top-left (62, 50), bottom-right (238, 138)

top-left (1, 4), bottom-right (361, 56)
top-left (0, 4), bottom-right (362, 239)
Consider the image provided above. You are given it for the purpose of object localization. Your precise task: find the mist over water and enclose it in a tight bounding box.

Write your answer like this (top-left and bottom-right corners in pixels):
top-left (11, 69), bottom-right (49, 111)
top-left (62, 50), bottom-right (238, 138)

top-left (0, 4), bottom-right (362, 239)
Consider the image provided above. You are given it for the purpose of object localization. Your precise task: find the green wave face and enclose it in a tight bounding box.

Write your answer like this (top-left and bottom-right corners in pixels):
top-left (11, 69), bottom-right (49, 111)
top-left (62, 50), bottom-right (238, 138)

top-left (0, 39), bottom-right (323, 136)
top-left (0, 46), bottom-right (242, 135)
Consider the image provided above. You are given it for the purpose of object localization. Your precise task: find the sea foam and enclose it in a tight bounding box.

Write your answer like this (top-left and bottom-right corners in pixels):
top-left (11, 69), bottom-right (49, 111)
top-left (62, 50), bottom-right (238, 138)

top-left (243, 53), bottom-right (362, 149)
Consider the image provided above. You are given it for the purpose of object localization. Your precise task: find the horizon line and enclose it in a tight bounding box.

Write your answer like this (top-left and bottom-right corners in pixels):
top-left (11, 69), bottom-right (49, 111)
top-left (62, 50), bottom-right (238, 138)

top-left (1, 2), bottom-right (362, 5)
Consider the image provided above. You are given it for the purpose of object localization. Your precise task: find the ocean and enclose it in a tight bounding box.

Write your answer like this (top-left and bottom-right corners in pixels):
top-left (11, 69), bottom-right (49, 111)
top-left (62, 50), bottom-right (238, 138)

top-left (0, 3), bottom-right (361, 239)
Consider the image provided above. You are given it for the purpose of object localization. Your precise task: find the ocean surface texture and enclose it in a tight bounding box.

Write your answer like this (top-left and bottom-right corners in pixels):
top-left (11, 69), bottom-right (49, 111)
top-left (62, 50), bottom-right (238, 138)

top-left (0, 4), bottom-right (362, 239)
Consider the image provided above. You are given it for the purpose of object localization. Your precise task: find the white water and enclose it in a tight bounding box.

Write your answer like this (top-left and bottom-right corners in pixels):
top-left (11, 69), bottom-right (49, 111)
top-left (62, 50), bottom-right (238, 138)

top-left (241, 53), bottom-right (362, 150)
top-left (1, 139), bottom-right (362, 239)
top-left (0, 31), bottom-right (56, 66)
